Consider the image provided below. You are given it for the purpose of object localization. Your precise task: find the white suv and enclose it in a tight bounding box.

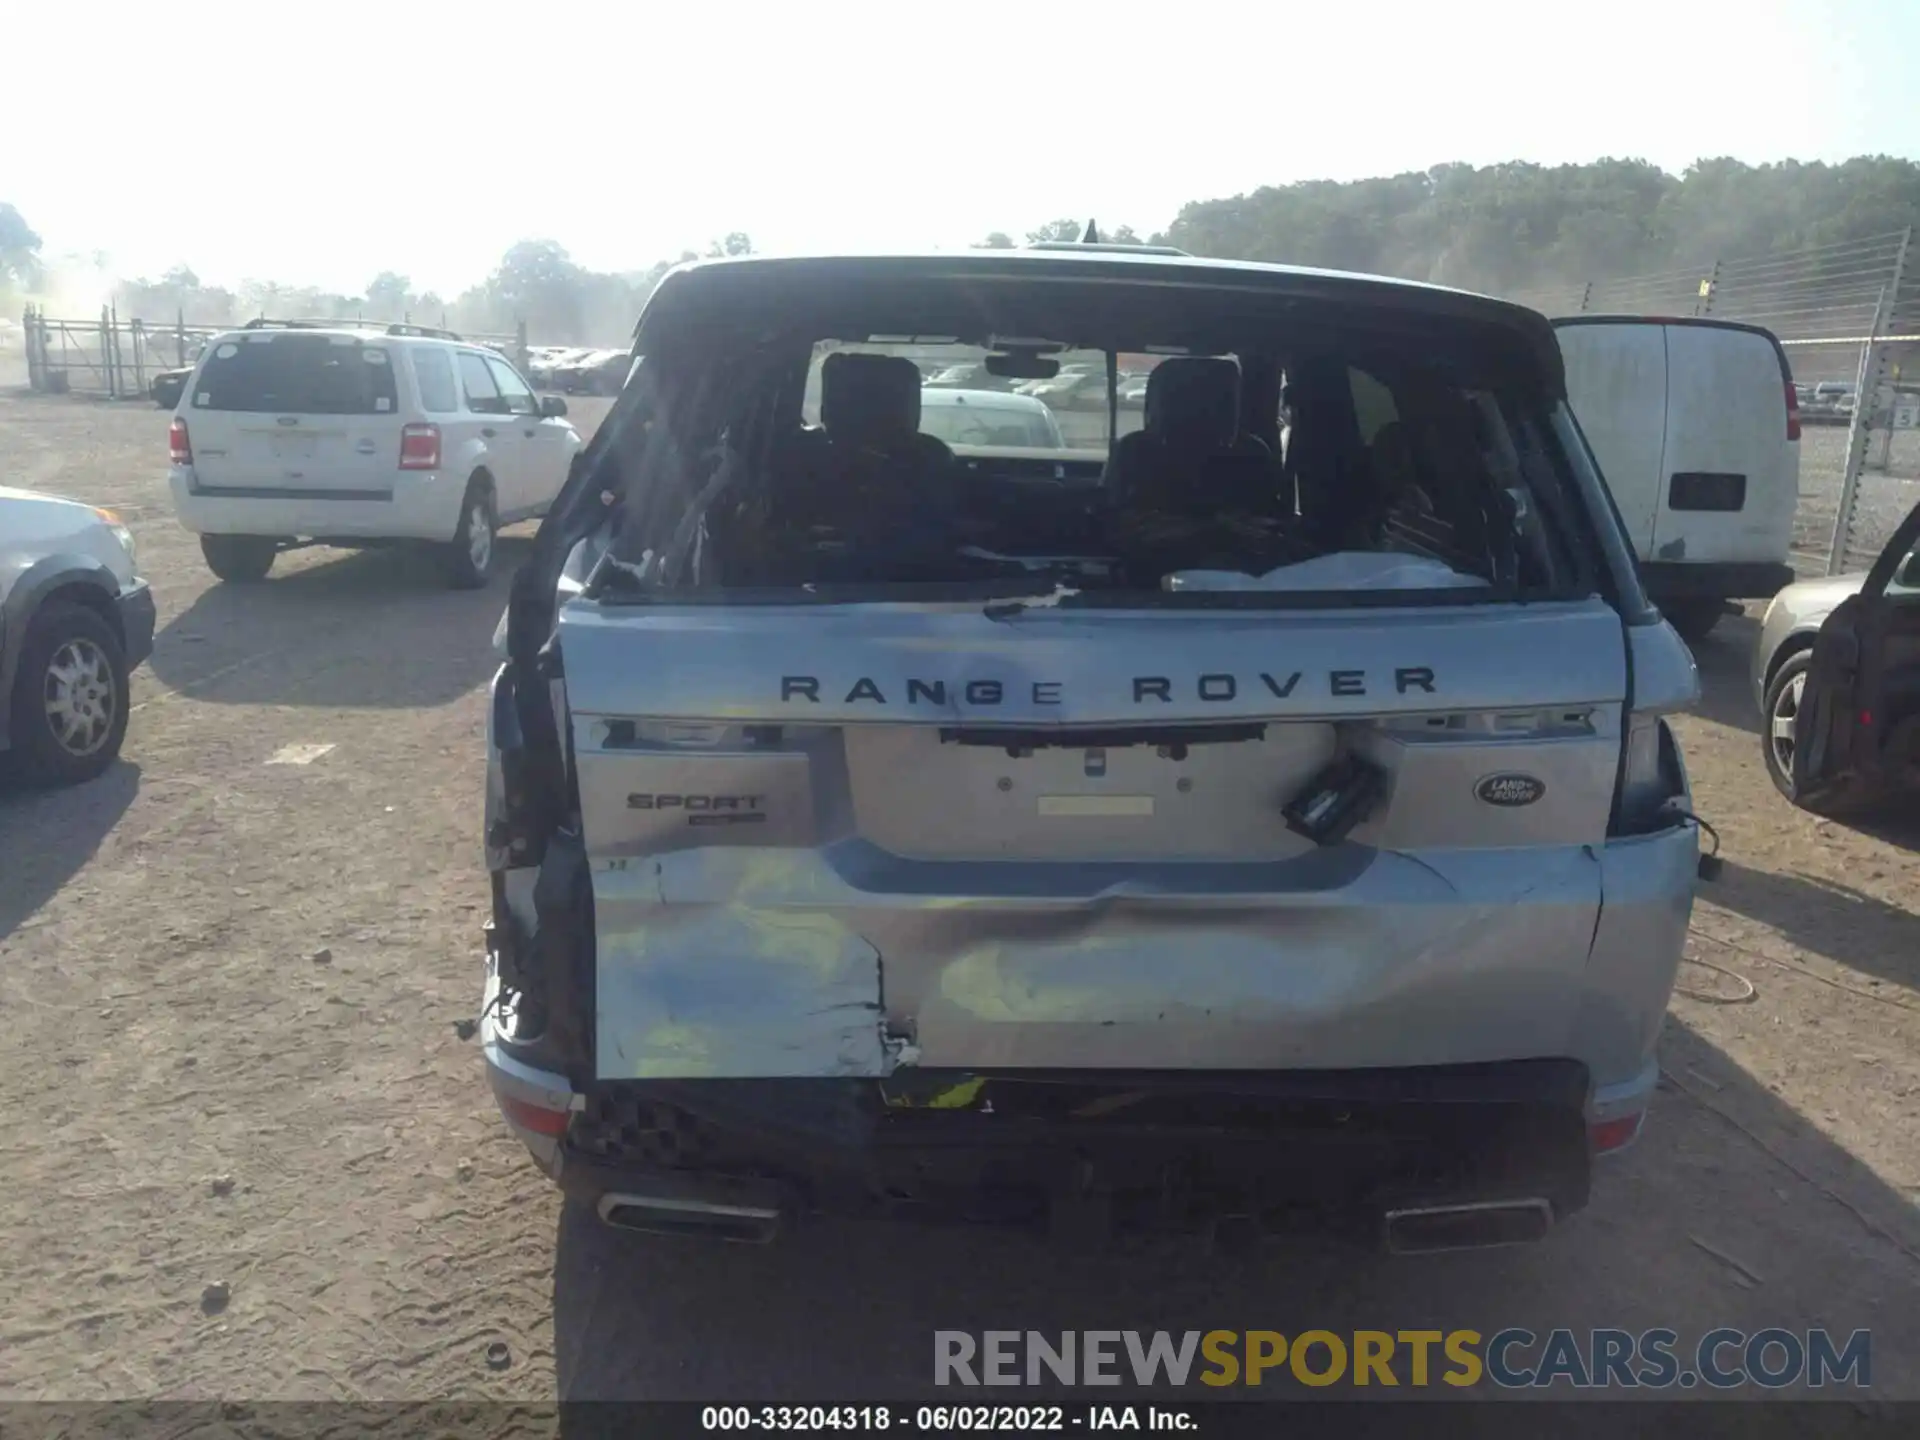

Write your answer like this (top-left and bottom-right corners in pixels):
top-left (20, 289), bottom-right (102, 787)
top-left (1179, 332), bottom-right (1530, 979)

top-left (166, 321), bottom-right (585, 588)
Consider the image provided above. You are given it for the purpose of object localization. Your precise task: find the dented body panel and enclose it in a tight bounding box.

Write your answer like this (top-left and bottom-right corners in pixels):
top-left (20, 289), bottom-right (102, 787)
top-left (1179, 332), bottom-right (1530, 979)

top-left (589, 839), bottom-right (1611, 1078)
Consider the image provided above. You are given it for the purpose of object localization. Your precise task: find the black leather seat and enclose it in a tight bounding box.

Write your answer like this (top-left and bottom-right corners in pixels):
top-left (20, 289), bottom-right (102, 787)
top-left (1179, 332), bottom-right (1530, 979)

top-left (782, 353), bottom-right (957, 534)
top-left (1103, 357), bottom-right (1280, 516)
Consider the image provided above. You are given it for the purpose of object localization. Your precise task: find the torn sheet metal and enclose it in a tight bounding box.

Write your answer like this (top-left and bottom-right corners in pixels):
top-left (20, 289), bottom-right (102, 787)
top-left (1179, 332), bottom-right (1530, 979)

top-left (593, 866), bottom-right (887, 1078)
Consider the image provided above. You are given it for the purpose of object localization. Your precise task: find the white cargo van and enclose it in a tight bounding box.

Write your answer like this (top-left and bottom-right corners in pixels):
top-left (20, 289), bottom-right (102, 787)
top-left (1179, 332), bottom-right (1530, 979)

top-left (1554, 316), bottom-right (1800, 641)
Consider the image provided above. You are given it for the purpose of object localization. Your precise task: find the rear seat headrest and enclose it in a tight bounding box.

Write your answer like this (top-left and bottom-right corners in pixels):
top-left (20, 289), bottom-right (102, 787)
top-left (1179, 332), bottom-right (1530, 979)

top-left (1144, 357), bottom-right (1241, 447)
top-left (820, 353), bottom-right (923, 446)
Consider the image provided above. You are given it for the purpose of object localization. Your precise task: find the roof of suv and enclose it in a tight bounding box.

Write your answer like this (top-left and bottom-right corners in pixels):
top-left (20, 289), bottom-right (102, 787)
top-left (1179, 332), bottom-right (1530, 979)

top-left (211, 320), bottom-right (475, 345)
top-left (638, 249), bottom-right (1566, 388)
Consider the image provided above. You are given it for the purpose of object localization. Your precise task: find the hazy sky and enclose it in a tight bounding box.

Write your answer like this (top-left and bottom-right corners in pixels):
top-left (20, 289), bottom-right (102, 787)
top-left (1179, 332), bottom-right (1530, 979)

top-left (4, 0), bottom-right (1909, 296)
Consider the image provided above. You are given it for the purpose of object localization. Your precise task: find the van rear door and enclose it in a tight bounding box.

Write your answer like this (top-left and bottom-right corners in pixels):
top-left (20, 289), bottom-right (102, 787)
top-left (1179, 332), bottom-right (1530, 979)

top-left (1654, 322), bottom-right (1798, 568)
top-left (1555, 321), bottom-right (1667, 557)
top-left (186, 332), bottom-right (403, 497)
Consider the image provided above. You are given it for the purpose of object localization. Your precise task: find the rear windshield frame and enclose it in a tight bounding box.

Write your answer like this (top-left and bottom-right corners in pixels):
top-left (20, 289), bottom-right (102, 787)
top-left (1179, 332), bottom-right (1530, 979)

top-left (583, 268), bottom-right (1630, 611)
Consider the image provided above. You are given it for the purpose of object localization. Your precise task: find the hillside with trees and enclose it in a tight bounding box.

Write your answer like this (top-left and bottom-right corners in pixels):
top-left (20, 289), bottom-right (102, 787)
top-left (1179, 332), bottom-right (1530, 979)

top-left (1153, 156), bottom-right (1920, 294)
top-left (8, 156), bottom-right (1920, 338)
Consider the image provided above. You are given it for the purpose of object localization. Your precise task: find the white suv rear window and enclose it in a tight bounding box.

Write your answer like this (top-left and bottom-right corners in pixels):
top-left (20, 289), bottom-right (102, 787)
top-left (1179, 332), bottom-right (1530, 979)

top-left (193, 334), bottom-right (399, 415)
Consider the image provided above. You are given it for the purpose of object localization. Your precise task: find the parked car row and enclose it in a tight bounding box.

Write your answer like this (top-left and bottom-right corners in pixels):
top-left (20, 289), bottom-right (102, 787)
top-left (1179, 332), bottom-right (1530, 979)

top-left (921, 360), bottom-right (1158, 410)
top-left (1796, 381), bottom-right (1857, 424)
top-left (526, 346), bottom-right (632, 394)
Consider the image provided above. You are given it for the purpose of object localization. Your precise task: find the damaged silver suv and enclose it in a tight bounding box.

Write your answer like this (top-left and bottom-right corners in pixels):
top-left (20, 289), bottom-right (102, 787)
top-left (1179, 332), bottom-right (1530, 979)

top-left (478, 246), bottom-right (1704, 1254)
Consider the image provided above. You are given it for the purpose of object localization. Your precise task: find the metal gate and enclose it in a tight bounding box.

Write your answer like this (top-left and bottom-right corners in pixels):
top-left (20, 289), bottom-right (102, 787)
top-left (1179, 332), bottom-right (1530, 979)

top-left (19, 305), bottom-right (221, 401)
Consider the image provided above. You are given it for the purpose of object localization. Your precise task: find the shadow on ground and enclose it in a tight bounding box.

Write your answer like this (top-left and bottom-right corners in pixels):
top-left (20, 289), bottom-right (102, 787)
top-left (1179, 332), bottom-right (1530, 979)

top-left (1685, 612), bottom-right (1765, 738)
top-left (1711, 856), bottom-right (1920, 982)
top-left (149, 536), bottom-right (534, 708)
top-left (549, 1027), bottom-right (1918, 1404)
top-left (0, 759), bottom-right (140, 941)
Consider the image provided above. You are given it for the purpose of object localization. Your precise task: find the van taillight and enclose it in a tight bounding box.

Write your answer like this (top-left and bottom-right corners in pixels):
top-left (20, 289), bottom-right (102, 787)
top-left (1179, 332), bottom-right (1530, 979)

top-left (1784, 381), bottom-right (1801, 441)
top-left (399, 423), bottom-right (441, 470)
top-left (169, 418), bottom-right (192, 465)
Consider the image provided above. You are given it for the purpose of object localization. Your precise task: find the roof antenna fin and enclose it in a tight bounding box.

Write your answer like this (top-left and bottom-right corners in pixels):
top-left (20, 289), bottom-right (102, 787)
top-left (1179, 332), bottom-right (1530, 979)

top-left (1081, 220), bottom-right (1100, 244)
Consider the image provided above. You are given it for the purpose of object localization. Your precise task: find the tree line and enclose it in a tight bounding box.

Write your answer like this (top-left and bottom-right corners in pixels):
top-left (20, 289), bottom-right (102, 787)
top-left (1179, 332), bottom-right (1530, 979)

top-left (1151, 156), bottom-right (1920, 294)
top-left (7, 156), bottom-right (1920, 339)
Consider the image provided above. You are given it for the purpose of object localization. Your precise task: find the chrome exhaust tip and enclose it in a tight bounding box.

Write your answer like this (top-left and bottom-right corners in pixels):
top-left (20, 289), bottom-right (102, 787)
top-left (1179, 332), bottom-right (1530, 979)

top-left (1384, 1198), bottom-right (1554, 1254)
top-left (596, 1191), bottom-right (784, 1243)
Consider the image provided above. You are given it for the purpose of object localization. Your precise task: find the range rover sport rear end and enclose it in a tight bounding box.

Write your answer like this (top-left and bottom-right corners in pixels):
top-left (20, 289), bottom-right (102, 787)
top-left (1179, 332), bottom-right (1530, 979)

top-left (477, 249), bottom-right (1703, 1253)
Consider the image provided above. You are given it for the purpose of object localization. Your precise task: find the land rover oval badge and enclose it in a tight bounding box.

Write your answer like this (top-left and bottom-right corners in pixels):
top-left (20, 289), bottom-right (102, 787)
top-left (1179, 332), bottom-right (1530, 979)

top-left (1475, 772), bottom-right (1546, 807)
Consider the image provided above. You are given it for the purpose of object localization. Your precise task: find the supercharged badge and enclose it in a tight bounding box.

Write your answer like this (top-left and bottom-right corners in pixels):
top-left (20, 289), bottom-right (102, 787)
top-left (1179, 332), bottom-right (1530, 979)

top-left (1475, 773), bottom-right (1547, 808)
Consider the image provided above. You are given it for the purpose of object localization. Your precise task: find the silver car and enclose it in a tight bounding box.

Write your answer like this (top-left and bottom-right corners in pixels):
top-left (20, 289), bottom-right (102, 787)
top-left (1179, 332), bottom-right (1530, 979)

top-left (1751, 501), bottom-right (1920, 810)
top-left (0, 487), bottom-right (155, 786)
top-left (477, 248), bottom-right (1705, 1253)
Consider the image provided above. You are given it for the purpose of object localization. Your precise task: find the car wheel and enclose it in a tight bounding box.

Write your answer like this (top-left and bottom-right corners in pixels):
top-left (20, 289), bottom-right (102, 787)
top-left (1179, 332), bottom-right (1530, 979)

top-left (1760, 649), bottom-right (1869, 816)
top-left (1761, 651), bottom-right (1811, 803)
top-left (1663, 599), bottom-right (1725, 645)
top-left (447, 479), bottom-right (497, 590)
top-left (200, 534), bottom-right (278, 583)
top-left (6, 601), bottom-right (130, 787)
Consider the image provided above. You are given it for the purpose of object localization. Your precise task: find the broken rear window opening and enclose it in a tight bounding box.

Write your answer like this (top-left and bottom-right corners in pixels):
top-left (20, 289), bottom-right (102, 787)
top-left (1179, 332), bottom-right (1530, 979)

top-left (586, 274), bottom-right (1596, 607)
top-left (192, 333), bottom-right (399, 415)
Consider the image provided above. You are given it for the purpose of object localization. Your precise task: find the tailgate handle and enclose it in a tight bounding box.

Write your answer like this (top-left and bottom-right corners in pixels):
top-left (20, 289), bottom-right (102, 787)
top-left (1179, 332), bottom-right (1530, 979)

top-left (355, 438), bottom-right (377, 454)
top-left (481, 427), bottom-right (497, 439)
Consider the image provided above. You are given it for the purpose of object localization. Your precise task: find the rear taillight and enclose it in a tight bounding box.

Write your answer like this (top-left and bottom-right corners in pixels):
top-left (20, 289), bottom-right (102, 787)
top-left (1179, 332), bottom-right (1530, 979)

top-left (1590, 1112), bottom-right (1645, 1154)
top-left (399, 423), bottom-right (441, 471)
top-left (497, 1092), bottom-right (570, 1137)
top-left (1784, 380), bottom-right (1801, 441)
top-left (168, 417), bottom-right (192, 466)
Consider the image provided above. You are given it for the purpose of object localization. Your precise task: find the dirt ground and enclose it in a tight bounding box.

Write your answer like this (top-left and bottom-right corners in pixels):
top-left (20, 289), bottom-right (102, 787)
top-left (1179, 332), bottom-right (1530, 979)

top-left (1, 382), bottom-right (1916, 1404)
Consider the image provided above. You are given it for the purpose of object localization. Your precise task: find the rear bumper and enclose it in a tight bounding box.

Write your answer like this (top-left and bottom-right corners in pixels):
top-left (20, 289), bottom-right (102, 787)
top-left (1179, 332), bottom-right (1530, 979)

top-left (116, 580), bottom-right (156, 669)
top-left (483, 820), bottom-right (1696, 1233)
top-left (488, 1057), bottom-right (1601, 1246)
top-left (1639, 559), bottom-right (1796, 603)
top-left (168, 466), bottom-right (463, 543)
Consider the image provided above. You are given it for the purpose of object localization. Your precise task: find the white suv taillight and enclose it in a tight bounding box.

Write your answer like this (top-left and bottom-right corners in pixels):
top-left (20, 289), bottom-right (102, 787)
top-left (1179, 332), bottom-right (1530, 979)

top-left (168, 417), bottom-right (192, 466)
top-left (400, 423), bottom-right (442, 470)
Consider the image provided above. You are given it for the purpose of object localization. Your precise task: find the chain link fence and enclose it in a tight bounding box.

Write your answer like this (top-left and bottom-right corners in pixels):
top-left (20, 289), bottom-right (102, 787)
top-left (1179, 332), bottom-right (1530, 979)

top-left (18, 307), bottom-right (529, 403)
top-left (1510, 228), bottom-right (1919, 576)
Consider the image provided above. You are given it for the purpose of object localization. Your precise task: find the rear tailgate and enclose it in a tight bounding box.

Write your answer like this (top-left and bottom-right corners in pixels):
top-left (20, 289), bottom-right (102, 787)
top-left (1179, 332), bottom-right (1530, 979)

top-left (185, 332), bottom-right (404, 495)
top-left (558, 598), bottom-right (1629, 1079)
